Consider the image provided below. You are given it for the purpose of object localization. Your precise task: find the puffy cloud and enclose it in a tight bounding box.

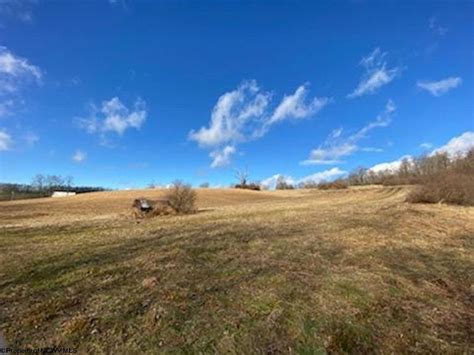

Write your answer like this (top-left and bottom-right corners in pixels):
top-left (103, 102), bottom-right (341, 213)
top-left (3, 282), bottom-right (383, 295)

top-left (260, 174), bottom-right (296, 189)
top-left (210, 145), bottom-right (236, 168)
top-left (302, 100), bottom-right (395, 165)
top-left (370, 155), bottom-right (412, 173)
top-left (369, 131), bottom-right (474, 173)
top-left (261, 168), bottom-right (346, 189)
top-left (417, 77), bottom-right (462, 96)
top-left (189, 80), bottom-right (271, 147)
top-left (78, 97), bottom-right (147, 136)
top-left (190, 80), bottom-right (328, 168)
top-left (431, 131), bottom-right (474, 157)
top-left (0, 129), bottom-right (12, 151)
top-left (347, 48), bottom-right (400, 98)
top-left (72, 150), bottom-right (87, 163)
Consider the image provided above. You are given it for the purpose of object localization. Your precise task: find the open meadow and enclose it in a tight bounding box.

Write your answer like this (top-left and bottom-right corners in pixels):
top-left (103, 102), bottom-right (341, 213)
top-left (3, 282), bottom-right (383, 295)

top-left (0, 186), bottom-right (473, 353)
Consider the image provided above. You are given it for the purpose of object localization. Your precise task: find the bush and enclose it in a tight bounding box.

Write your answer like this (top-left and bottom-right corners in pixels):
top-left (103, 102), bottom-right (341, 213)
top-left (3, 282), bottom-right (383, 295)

top-left (234, 182), bottom-right (261, 191)
top-left (165, 181), bottom-right (197, 213)
top-left (275, 176), bottom-right (295, 190)
top-left (406, 171), bottom-right (474, 206)
top-left (317, 179), bottom-right (349, 190)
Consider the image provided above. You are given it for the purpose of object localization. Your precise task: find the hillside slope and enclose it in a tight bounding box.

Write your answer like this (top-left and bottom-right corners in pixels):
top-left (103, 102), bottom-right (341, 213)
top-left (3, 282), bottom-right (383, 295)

top-left (0, 186), bottom-right (473, 353)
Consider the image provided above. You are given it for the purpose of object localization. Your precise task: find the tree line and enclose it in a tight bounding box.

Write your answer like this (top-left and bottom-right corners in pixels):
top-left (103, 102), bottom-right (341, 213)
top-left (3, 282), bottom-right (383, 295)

top-left (0, 174), bottom-right (107, 201)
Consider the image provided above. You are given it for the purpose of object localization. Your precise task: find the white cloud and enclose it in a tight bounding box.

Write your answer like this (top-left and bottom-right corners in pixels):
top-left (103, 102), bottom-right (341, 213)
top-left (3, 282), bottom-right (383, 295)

top-left (0, 129), bottom-right (12, 151)
top-left (417, 77), bottom-right (462, 96)
top-left (261, 168), bottom-right (346, 189)
top-left (210, 145), bottom-right (236, 168)
top-left (190, 80), bottom-right (328, 167)
top-left (260, 174), bottom-right (296, 189)
top-left (370, 131), bottom-right (474, 173)
top-left (268, 84), bottom-right (330, 125)
top-left (348, 48), bottom-right (400, 98)
top-left (420, 142), bottom-right (433, 150)
top-left (78, 97), bottom-right (147, 136)
top-left (302, 100), bottom-right (395, 165)
top-left (0, 46), bottom-right (41, 118)
top-left (298, 167), bottom-right (347, 184)
top-left (72, 150), bottom-right (87, 163)
top-left (431, 131), bottom-right (474, 157)
top-left (0, 46), bottom-right (41, 88)
top-left (370, 155), bottom-right (412, 173)
top-left (303, 143), bottom-right (357, 165)
top-left (189, 80), bottom-right (271, 147)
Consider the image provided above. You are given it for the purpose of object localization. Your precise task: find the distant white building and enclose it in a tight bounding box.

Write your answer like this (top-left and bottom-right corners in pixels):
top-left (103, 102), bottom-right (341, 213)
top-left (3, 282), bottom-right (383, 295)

top-left (52, 191), bottom-right (76, 198)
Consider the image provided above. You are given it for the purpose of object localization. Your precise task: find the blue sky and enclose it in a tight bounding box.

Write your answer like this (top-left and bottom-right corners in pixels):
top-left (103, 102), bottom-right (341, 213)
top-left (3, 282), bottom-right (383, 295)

top-left (0, 0), bottom-right (472, 189)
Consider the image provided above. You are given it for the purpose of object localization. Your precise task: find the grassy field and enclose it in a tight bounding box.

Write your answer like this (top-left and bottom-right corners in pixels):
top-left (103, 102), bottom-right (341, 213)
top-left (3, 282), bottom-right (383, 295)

top-left (0, 186), bottom-right (473, 353)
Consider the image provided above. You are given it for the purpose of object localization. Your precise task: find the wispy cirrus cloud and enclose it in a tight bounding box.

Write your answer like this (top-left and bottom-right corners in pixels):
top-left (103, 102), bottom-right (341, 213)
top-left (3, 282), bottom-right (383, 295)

top-left (0, 46), bottom-right (41, 89)
top-left (417, 77), bottom-right (462, 96)
top-left (347, 48), bottom-right (400, 99)
top-left (77, 97), bottom-right (147, 140)
top-left (0, 129), bottom-right (12, 151)
top-left (210, 145), bottom-right (236, 168)
top-left (302, 100), bottom-right (395, 165)
top-left (429, 17), bottom-right (448, 36)
top-left (267, 84), bottom-right (330, 125)
top-left (0, 46), bottom-right (41, 118)
top-left (72, 150), bottom-right (87, 163)
top-left (420, 142), bottom-right (433, 150)
top-left (0, 0), bottom-right (37, 23)
top-left (189, 80), bottom-right (330, 168)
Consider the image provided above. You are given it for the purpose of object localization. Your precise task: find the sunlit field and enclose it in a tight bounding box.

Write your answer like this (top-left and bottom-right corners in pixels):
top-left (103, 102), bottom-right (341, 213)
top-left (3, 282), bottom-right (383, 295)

top-left (1, 186), bottom-right (472, 353)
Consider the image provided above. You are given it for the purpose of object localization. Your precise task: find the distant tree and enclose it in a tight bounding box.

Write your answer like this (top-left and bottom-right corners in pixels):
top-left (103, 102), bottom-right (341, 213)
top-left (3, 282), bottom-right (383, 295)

top-left (234, 168), bottom-right (249, 187)
top-left (31, 174), bottom-right (46, 191)
top-left (199, 182), bottom-right (210, 188)
top-left (348, 167), bottom-right (368, 185)
top-left (276, 176), bottom-right (294, 190)
top-left (64, 176), bottom-right (74, 191)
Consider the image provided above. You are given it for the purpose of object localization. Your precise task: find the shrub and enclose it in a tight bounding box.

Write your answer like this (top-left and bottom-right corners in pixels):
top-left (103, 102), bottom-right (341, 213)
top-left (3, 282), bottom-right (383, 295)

top-left (234, 183), bottom-right (261, 191)
top-left (317, 179), bottom-right (349, 190)
top-left (275, 176), bottom-right (295, 190)
top-left (165, 181), bottom-right (197, 213)
top-left (406, 171), bottom-right (474, 206)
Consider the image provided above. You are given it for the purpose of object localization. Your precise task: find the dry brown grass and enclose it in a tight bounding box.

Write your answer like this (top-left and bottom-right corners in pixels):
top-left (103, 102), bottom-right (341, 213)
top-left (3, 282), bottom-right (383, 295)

top-left (0, 186), bottom-right (473, 353)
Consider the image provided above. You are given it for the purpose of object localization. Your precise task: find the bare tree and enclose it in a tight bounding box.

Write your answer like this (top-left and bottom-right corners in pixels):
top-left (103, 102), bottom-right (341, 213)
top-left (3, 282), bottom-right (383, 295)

top-left (234, 167), bottom-right (249, 187)
top-left (31, 174), bottom-right (45, 191)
